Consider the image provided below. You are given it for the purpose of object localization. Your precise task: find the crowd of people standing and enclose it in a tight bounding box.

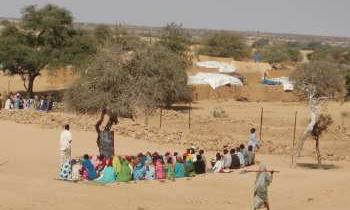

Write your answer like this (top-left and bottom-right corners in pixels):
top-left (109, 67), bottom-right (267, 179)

top-left (0, 92), bottom-right (54, 111)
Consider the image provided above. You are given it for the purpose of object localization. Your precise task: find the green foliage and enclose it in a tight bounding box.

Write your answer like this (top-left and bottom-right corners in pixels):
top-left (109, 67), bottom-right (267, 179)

top-left (305, 41), bottom-right (324, 51)
top-left (93, 24), bottom-right (113, 46)
top-left (158, 23), bottom-right (192, 66)
top-left (129, 45), bottom-right (191, 108)
top-left (66, 44), bottom-right (191, 117)
top-left (199, 32), bottom-right (251, 60)
top-left (252, 38), bottom-right (270, 48)
top-left (308, 46), bottom-right (350, 65)
top-left (93, 24), bottom-right (143, 53)
top-left (257, 44), bottom-right (302, 64)
top-left (0, 4), bottom-right (96, 96)
top-left (291, 61), bottom-right (346, 99)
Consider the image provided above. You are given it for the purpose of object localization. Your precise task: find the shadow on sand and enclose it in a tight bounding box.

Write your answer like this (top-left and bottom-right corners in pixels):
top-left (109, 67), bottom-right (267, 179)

top-left (297, 163), bottom-right (340, 170)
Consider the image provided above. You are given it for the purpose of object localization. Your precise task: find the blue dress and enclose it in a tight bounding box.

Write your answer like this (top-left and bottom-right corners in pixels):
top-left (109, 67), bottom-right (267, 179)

top-left (82, 159), bottom-right (97, 180)
top-left (174, 162), bottom-right (185, 178)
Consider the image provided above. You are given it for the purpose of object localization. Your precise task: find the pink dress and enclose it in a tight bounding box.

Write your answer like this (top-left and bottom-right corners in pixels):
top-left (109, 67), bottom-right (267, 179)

top-left (155, 160), bottom-right (165, 179)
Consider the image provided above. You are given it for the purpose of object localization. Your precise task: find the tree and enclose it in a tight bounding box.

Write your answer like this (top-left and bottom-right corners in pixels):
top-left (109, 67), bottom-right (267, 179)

top-left (257, 44), bottom-right (302, 64)
top-left (308, 46), bottom-right (350, 65)
top-left (93, 24), bottom-right (113, 46)
top-left (158, 23), bottom-right (192, 66)
top-left (0, 4), bottom-right (95, 97)
top-left (199, 32), bottom-right (251, 60)
top-left (66, 43), bottom-right (191, 154)
top-left (291, 61), bottom-right (346, 168)
top-left (252, 38), bottom-right (270, 48)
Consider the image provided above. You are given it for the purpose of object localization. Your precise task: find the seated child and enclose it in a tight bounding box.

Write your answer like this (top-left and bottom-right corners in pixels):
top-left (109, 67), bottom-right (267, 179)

top-left (82, 154), bottom-right (97, 180)
top-left (194, 154), bottom-right (206, 174)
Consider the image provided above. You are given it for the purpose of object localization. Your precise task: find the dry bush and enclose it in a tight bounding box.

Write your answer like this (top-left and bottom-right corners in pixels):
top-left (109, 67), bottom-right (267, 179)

top-left (212, 107), bottom-right (228, 118)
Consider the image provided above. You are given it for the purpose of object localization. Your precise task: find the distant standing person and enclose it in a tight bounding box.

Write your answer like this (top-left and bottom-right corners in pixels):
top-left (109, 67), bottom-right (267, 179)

top-left (248, 128), bottom-right (260, 151)
top-left (59, 124), bottom-right (72, 168)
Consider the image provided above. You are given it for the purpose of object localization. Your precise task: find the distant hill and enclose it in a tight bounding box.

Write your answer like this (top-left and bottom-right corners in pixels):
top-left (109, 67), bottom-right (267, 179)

top-left (1, 16), bottom-right (350, 47)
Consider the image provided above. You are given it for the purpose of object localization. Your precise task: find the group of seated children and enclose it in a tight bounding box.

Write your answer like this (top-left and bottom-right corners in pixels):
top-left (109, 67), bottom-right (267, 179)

top-left (211, 144), bottom-right (256, 173)
top-left (59, 148), bottom-right (208, 184)
top-left (59, 128), bottom-right (259, 184)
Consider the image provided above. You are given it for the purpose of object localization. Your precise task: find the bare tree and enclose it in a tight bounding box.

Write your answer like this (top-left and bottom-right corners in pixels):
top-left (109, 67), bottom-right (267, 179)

top-left (291, 61), bottom-right (346, 167)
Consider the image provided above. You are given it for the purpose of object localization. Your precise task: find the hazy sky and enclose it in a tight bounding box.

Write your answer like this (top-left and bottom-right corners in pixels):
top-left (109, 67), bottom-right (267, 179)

top-left (0, 0), bottom-right (349, 37)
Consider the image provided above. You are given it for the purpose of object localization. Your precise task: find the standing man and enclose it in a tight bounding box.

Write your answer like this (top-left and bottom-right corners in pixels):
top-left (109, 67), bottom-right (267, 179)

top-left (59, 124), bottom-right (72, 169)
top-left (253, 163), bottom-right (274, 210)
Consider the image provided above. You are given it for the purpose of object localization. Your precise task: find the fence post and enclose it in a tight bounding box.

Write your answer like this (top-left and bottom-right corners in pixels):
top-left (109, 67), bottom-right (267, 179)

top-left (159, 107), bottom-right (163, 128)
top-left (188, 103), bottom-right (191, 129)
top-left (291, 111), bottom-right (298, 167)
top-left (259, 107), bottom-right (264, 141)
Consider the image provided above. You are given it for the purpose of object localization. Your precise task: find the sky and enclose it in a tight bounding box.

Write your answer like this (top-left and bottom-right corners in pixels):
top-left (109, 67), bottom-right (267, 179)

top-left (0, 0), bottom-right (349, 37)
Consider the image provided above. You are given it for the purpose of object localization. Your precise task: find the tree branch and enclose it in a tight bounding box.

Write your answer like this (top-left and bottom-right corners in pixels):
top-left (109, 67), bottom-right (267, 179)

top-left (95, 108), bottom-right (107, 134)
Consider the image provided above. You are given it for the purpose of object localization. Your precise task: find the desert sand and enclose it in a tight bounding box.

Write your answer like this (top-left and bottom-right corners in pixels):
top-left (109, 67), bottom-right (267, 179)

top-left (0, 121), bottom-right (350, 210)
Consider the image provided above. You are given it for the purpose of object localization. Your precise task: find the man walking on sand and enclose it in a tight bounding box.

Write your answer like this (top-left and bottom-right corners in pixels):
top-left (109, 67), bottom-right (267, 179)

top-left (59, 124), bottom-right (72, 168)
top-left (253, 163), bottom-right (274, 210)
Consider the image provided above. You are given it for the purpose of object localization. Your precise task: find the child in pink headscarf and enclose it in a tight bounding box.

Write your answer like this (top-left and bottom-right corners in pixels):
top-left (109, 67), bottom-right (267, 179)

top-left (155, 158), bottom-right (165, 179)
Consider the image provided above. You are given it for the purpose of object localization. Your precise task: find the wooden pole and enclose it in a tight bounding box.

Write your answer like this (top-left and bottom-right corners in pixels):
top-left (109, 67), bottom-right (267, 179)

top-left (188, 102), bottom-right (191, 129)
top-left (259, 107), bottom-right (264, 141)
top-left (291, 111), bottom-right (298, 167)
top-left (159, 107), bottom-right (163, 128)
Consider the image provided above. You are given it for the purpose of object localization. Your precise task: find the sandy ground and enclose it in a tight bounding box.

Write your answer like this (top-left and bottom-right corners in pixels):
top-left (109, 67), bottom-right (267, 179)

top-left (0, 121), bottom-right (349, 210)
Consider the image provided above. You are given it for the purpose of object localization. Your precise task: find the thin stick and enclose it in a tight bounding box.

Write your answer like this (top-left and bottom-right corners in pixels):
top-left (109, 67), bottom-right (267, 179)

top-left (241, 169), bottom-right (280, 174)
top-left (291, 111), bottom-right (298, 167)
top-left (259, 107), bottom-right (264, 141)
top-left (0, 161), bottom-right (8, 166)
top-left (159, 107), bottom-right (163, 128)
top-left (188, 102), bottom-right (191, 129)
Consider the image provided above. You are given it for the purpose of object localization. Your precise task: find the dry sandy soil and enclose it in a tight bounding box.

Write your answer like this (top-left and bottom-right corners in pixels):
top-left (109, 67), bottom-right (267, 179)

top-left (1, 55), bottom-right (349, 209)
top-left (0, 121), bottom-right (350, 210)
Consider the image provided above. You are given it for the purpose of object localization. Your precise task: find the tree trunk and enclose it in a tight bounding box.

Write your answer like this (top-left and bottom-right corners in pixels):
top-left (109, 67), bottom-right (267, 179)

top-left (99, 130), bottom-right (115, 158)
top-left (292, 97), bottom-right (319, 168)
top-left (95, 109), bottom-right (107, 154)
top-left (95, 109), bottom-right (116, 158)
top-left (315, 136), bottom-right (322, 168)
top-left (26, 74), bottom-right (37, 98)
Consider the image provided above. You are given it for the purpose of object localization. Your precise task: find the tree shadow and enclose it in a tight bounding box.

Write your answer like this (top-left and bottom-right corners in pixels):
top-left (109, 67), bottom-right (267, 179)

top-left (297, 163), bottom-right (340, 170)
top-left (165, 105), bottom-right (201, 112)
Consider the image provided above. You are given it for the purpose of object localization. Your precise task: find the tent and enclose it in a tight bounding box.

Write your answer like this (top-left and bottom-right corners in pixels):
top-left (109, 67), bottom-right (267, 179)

top-left (188, 72), bottom-right (243, 89)
top-left (196, 61), bottom-right (236, 73)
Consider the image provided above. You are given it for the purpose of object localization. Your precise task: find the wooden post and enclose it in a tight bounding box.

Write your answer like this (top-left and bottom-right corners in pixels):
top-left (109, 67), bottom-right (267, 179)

top-left (315, 136), bottom-right (322, 168)
top-left (159, 107), bottom-right (163, 128)
top-left (7, 77), bottom-right (10, 95)
top-left (259, 107), bottom-right (264, 141)
top-left (291, 111), bottom-right (298, 167)
top-left (188, 103), bottom-right (191, 129)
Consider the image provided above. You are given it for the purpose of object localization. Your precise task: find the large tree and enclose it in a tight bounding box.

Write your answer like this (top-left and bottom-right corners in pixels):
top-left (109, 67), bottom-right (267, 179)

top-left (291, 61), bottom-right (346, 167)
top-left (0, 4), bottom-right (95, 97)
top-left (158, 23), bottom-right (192, 66)
top-left (66, 43), bottom-right (191, 154)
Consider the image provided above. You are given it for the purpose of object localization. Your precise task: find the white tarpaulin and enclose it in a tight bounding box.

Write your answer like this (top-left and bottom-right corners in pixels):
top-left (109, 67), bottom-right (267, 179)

top-left (270, 77), bottom-right (294, 91)
top-left (196, 61), bottom-right (236, 73)
top-left (188, 72), bottom-right (243, 89)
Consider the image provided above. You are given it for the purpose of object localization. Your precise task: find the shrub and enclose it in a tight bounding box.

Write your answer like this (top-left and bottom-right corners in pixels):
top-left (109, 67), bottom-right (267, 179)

top-left (199, 32), bottom-right (251, 60)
